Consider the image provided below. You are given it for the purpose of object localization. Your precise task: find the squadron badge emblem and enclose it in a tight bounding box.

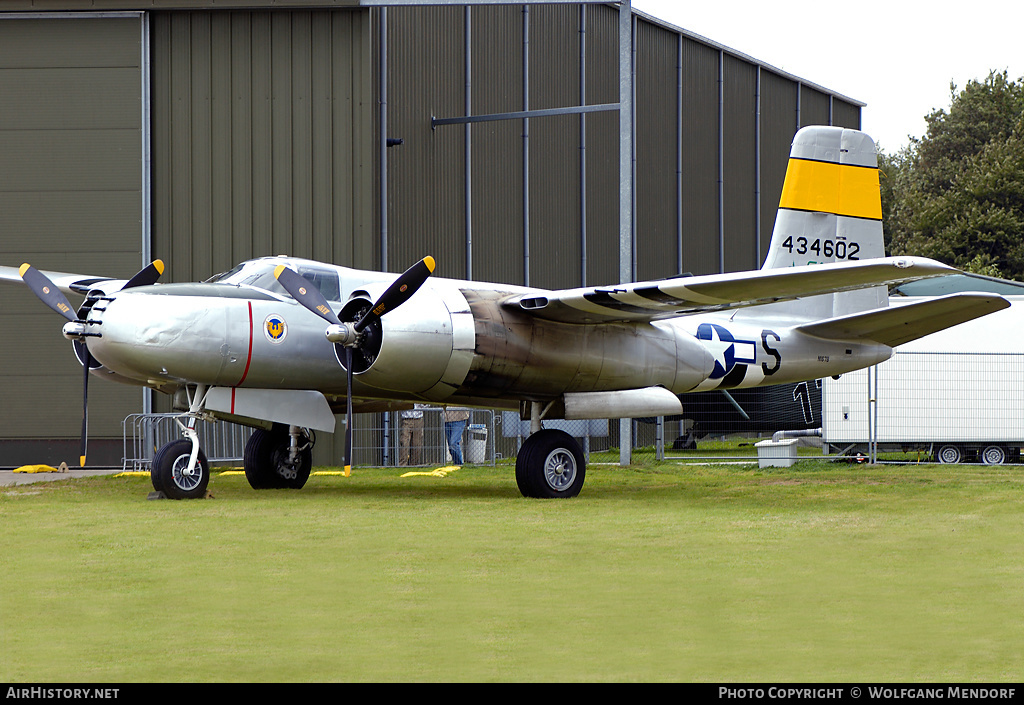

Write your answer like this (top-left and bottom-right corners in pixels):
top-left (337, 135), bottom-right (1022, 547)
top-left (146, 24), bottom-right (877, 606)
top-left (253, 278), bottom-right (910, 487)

top-left (264, 314), bottom-right (288, 343)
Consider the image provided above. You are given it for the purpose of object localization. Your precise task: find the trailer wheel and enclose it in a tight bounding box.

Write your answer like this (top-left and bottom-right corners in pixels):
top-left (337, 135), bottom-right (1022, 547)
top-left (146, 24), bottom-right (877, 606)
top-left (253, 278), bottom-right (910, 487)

top-left (935, 444), bottom-right (963, 464)
top-left (981, 445), bottom-right (1007, 465)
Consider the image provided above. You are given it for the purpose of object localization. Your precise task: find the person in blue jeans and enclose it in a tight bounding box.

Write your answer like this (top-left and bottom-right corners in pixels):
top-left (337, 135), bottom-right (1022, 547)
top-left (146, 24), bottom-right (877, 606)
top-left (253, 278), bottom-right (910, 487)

top-left (444, 407), bottom-right (471, 465)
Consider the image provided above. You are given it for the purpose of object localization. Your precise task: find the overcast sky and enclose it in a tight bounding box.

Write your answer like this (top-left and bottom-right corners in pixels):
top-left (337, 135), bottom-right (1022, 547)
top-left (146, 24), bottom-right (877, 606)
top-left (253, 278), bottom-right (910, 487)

top-left (631, 0), bottom-right (1024, 153)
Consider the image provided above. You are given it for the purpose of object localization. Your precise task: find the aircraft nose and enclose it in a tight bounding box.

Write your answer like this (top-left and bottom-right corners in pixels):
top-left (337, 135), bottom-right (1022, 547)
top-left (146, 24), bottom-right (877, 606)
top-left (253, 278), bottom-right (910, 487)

top-left (87, 290), bottom-right (244, 386)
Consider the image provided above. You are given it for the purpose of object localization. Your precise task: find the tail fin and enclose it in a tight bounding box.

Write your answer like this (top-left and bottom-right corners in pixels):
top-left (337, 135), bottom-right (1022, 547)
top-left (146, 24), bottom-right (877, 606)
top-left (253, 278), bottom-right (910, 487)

top-left (762, 126), bottom-right (886, 318)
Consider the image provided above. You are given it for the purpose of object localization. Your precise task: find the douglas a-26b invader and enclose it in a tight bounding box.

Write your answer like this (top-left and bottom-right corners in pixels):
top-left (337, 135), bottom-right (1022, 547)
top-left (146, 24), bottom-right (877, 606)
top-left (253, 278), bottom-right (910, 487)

top-left (1, 126), bottom-right (1010, 499)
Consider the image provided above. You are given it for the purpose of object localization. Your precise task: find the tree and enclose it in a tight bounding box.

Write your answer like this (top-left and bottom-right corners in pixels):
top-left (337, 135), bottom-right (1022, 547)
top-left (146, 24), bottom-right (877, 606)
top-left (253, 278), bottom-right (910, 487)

top-left (884, 71), bottom-right (1024, 280)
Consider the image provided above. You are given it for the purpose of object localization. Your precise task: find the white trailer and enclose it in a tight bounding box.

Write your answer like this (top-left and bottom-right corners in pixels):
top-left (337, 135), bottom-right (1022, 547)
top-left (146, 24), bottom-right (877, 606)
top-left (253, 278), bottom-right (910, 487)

top-left (823, 296), bottom-right (1024, 464)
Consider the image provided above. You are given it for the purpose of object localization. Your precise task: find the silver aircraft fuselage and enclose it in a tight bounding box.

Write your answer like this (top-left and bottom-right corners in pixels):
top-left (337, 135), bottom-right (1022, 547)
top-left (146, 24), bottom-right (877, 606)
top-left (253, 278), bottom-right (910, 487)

top-left (83, 256), bottom-right (892, 411)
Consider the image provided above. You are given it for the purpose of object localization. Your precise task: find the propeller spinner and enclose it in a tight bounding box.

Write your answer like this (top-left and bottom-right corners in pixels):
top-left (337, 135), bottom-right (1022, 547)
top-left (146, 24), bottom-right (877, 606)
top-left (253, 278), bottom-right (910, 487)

top-left (19, 260), bottom-right (165, 466)
top-left (274, 256), bottom-right (435, 475)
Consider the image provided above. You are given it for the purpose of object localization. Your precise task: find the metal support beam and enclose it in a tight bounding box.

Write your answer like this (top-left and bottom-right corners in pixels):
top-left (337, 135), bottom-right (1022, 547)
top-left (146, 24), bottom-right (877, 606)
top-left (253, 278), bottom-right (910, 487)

top-left (717, 49), bottom-right (725, 274)
top-left (431, 102), bottom-right (618, 128)
top-left (379, 7), bottom-right (389, 271)
top-left (523, 4), bottom-right (530, 287)
top-left (464, 5), bottom-right (472, 280)
top-left (579, 4), bottom-right (588, 287)
top-left (675, 32), bottom-right (683, 276)
top-left (618, 0), bottom-right (633, 467)
top-left (755, 65), bottom-right (762, 266)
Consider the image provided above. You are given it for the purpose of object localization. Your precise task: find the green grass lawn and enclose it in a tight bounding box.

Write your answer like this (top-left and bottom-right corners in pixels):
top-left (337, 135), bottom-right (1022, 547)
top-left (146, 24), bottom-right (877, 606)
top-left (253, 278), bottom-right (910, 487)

top-left (3, 460), bottom-right (1023, 682)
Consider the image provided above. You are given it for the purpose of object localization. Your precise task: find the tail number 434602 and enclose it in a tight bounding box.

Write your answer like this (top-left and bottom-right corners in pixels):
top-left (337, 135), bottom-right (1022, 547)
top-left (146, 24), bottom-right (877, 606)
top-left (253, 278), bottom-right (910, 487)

top-left (782, 236), bottom-right (860, 260)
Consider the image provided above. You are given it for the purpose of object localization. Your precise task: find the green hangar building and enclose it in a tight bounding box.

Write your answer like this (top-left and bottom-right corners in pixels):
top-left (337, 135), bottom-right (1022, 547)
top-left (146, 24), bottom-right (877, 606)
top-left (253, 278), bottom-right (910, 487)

top-left (0, 1), bottom-right (863, 467)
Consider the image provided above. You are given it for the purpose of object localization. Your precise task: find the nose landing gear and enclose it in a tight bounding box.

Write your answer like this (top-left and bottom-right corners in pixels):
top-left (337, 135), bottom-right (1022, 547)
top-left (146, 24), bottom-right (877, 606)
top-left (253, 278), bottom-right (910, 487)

top-left (149, 384), bottom-right (318, 498)
top-left (150, 384), bottom-right (212, 500)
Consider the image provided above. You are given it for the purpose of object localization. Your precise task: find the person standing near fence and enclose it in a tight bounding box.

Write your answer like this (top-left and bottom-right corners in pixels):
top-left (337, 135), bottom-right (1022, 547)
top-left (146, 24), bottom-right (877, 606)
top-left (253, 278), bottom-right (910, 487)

top-left (444, 407), bottom-right (471, 465)
top-left (399, 404), bottom-right (428, 466)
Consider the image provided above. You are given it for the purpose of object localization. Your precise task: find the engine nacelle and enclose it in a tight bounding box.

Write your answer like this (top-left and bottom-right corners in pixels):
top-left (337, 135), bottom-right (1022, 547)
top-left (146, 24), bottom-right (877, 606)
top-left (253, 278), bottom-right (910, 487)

top-left (338, 287), bottom-right (470, 396)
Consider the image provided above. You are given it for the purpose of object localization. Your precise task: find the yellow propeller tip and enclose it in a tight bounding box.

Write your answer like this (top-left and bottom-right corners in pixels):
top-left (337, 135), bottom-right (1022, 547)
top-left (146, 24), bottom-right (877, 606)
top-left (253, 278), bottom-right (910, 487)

top-left (80, 456), bottom-right (86, 468)
top-left (423, 256), bottom-right (435, 273)
top-left (344, 465), bottom-right (351, 477)
top-left (19, 263), bottom-right (31, 276)
top-left (153, 259), bottom-right (165, 275)
top-left (273, 264), bottom-right (287, 279)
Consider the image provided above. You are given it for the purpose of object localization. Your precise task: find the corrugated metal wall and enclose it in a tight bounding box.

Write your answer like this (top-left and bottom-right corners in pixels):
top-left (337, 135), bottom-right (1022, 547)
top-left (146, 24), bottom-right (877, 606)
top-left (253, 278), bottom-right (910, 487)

top-left (759, 71), bottom-right (800, 259)
top-left (801, 85), bottom-right (832, 128)
top-left (527, 3), bottom-right (582, 290)
top-left (150, 9), bottom-right (374, 286)
top-left (384, 3), bottom-right (862, 285)
top-left (0, 14), bottom-right (145, 465)
top-left (581, 6), bottom-right (620, 288)
top-left (635, 19), bottom-right (679, 281)
top-left (722, 55), bottom-right (758, 273)
top-left (469, 4), bottom-right (526, 285)
top-left (678, 34), bottom-right (720, 276)
top-left (384, 5), bottom-right (466, 279)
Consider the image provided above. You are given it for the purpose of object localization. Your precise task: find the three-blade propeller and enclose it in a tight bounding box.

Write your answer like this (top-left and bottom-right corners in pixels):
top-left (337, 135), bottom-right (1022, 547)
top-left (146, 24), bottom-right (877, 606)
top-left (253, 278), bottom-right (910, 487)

top-left (18, 260), bottom-right (165, 467)
top-left (275, 256), bottom-right (435, 475)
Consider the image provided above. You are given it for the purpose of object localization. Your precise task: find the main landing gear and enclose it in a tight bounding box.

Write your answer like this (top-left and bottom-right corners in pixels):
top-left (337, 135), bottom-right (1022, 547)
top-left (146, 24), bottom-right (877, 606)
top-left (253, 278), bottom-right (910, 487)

top-left (515, 402), bottom-right (587, 499)
top-left (150, 384), bottom-right (315, 499)
top-left (243, 424), bottom-right (313, 489)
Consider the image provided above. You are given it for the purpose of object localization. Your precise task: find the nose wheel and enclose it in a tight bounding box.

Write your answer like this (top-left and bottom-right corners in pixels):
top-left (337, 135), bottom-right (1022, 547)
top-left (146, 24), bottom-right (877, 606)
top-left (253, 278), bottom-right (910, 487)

top-left (151, 438), bottom-right (210, 500)
top-left (150, 384), bottom-right (212, 499)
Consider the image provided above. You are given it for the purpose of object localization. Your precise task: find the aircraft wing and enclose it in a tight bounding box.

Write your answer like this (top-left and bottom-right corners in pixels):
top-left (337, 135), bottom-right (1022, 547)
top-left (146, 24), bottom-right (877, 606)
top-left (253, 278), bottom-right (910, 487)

top-left (795, 292), bottom-right (1011, 347)
top-left (506, 256), bottom-right (959, 324)
top-left (0, 265), bottom-right (123, 296)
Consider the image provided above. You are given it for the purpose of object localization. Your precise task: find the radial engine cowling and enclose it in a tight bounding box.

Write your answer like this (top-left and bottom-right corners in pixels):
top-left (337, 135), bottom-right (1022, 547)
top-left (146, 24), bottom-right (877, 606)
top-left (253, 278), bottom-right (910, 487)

top-left (336, 288), bottom-right (461, 395)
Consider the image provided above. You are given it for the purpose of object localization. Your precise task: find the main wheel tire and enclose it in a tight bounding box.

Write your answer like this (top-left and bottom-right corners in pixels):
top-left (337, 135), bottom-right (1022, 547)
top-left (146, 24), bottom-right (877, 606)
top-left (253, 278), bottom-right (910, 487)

top-left (244, 426), bottom-right (313, 490)
top-left (152, 438), bottom-right (210, 500)
top-left (935, 444), bottom-right (963, 464)
top-left (515, 429), bottom-right (586, 499)
top-left (981, 445), bottom-right (1007, 465)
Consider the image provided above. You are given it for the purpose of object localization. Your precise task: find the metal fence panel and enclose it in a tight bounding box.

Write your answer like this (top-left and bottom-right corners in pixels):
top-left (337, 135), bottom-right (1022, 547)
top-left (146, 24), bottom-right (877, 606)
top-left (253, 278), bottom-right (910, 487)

top-left (122, 414), bottom-right (253, 471)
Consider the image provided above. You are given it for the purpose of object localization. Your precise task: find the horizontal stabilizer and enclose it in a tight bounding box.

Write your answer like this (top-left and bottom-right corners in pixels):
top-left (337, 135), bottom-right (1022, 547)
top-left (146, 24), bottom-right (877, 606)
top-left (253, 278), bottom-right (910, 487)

top-left (796, 293), bottom-right (1010, 347)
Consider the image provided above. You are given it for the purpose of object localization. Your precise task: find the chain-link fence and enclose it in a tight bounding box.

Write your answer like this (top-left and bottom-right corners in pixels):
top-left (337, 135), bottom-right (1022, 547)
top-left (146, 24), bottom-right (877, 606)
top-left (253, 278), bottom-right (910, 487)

top-left (351, 408), bottom-right (497, 467)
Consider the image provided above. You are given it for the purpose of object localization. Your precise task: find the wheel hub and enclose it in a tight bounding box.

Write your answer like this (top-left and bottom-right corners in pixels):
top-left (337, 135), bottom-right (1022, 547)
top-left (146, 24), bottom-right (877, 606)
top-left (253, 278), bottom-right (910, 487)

top-left (543, 449), bottom-right (577, 491)
top-left (171, 453), bottom-right (203, 491)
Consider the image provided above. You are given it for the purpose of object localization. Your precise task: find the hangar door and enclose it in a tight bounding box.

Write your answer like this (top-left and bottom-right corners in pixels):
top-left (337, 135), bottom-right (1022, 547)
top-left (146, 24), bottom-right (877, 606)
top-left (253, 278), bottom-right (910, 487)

top-left (0, 14), bottom-right (147, 467)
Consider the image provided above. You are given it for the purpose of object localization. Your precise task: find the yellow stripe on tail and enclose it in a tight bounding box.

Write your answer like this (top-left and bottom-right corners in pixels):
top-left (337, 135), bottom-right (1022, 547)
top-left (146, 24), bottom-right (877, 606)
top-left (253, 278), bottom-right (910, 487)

top-left (779, 158), bottom-right (882, 221)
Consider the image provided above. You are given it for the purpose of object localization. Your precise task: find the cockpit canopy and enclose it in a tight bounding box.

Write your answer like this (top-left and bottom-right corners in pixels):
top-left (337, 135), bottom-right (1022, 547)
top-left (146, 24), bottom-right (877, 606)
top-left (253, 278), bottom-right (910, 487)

top-left (206, 259), bottom-right (342, 302)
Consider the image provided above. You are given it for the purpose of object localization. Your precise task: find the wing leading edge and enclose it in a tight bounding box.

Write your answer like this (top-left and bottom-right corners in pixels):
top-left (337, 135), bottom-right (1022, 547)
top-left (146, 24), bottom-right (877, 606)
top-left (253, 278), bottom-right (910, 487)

top-left (0, 265), bottom-right (119, 296)
top-left (507, 256), bottom-right (959, 324)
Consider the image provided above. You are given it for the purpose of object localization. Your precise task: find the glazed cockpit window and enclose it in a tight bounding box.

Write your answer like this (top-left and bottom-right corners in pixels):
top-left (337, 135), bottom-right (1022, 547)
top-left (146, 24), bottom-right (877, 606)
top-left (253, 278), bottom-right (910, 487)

top-left (207, 261), bottom-right (342, 302)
